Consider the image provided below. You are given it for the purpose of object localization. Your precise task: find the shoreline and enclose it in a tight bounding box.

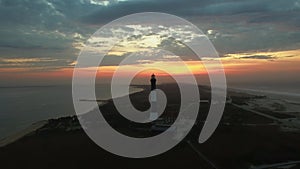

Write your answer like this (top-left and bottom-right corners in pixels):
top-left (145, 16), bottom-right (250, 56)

top-left (1, 84), bottom-right (300, 169)
top-left (0, 120), bottom-right (48, 147)
top-left (0, 85), bottom-right (146, 147)
top-left (229, 87), bottom-right (300, 99)
top-left (230, 87), bottom-right (300, 113)
top-left (2, 86), bottom-right (298, 148)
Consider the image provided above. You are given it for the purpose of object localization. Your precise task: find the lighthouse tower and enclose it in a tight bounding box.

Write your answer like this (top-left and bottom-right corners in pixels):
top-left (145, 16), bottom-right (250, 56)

top-left (150, 74), bottom-right (158, 121)
top-left (150, 74), bottom-right (156, 90)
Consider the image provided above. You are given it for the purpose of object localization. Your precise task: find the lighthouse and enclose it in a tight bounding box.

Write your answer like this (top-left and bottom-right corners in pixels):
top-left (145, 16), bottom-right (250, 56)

top-left (149, 74), bottom-right (158, 121)
top-left (150, 74), bottom-right (156, 90)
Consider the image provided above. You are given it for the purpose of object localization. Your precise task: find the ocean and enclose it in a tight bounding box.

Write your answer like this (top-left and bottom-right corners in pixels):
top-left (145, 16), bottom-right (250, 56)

top-left (0, 85), bottom-right (142, 139)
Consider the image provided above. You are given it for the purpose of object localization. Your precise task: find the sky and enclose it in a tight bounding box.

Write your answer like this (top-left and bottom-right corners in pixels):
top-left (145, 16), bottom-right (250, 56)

top-left (0, 0), bottom-right (299, 90)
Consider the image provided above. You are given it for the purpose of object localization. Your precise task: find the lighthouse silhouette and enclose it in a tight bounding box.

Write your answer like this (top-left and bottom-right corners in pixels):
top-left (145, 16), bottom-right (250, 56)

top-left (150, 74), bottom-right (158, 121)
top-left (150, 74), bottom-right (156, 90)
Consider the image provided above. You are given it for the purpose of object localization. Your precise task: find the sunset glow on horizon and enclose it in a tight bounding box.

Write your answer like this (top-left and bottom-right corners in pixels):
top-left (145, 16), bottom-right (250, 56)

top-left (1, 49), bottom-right (299, 86)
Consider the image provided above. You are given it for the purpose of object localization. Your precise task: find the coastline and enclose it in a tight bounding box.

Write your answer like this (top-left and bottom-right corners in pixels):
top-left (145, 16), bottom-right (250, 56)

top-left (0, 120), bottom-right (48, 147)
top-left (228, 87), bottom-right (300, 132)
top-left (229, 87), bottom-right (300, 114)
top-left (2, 86), bottom-right (299, 147)
top-left (0, 85), bottom-right (145, 147)
top-left (1, 84), bottom-right (300, 169)
top-left (229, 87), bottom-right (300, 102)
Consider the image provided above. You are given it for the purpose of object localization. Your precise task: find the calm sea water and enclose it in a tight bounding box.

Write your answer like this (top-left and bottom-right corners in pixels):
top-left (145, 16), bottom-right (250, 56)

top-left (0, 85), bottom-right (142, 139)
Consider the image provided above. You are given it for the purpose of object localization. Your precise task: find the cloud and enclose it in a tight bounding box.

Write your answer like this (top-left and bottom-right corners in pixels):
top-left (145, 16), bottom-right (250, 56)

top-left (0, 58), bottom-right (59, 63)
top-left (0, 57), bottom-right (69, 69)
top-left (0, 0), bottom-right (300, 71)
top-left (224, 49), bottom-right (300, 60)
top-left (79, 0), bottom-right (300, 55)
top-left (82, 0), bottom-right (300, 23)
top-left (239, 55), bottom-right (275, 59)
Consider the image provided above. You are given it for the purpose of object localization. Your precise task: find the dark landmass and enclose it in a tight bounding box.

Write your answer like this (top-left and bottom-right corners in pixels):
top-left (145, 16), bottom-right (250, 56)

top-left (1, 84), bottom-right (300, 169)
